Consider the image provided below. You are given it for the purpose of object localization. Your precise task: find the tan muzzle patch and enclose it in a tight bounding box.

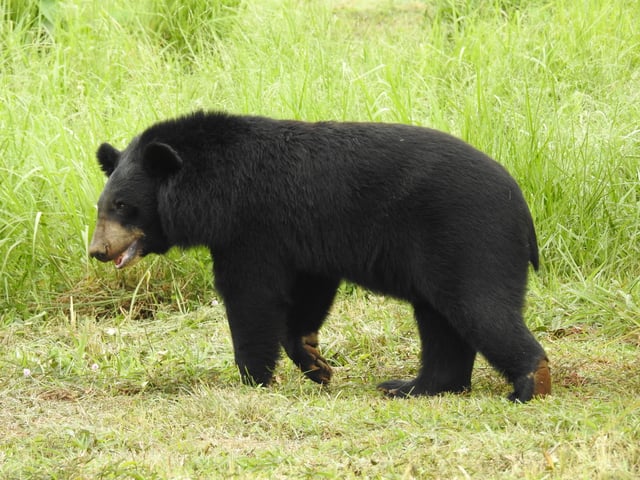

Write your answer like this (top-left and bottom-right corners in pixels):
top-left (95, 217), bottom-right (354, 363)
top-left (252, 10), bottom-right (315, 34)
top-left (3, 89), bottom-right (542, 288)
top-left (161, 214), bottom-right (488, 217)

top-left (89, 218), bottom-right (143, 268)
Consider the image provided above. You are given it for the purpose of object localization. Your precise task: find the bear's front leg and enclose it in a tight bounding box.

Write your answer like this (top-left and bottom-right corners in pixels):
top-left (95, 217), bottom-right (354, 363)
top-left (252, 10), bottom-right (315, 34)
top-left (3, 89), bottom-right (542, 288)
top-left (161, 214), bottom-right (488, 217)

top-left (283, 332), bottom-right (333, 384)
top-left (213, 257), bottom-right (291, 387)
top-left (221, 297), bottom-right (287, 387)
top-left (282, 273), bottom-right (339, 384)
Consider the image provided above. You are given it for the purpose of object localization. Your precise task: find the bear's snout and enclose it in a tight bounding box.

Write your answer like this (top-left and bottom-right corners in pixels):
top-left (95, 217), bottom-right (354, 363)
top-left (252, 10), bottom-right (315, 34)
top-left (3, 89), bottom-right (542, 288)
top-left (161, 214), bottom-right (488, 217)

top-left (88, 245), bottom-right (110, 262)
top-left (89, 218), bottom-right (144, 267)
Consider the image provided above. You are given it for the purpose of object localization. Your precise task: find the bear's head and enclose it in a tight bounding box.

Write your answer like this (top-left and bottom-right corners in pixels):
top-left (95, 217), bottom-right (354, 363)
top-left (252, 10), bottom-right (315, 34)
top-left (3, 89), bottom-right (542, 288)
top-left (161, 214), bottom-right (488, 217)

top-left (89, 138), bottom-right (182, 268)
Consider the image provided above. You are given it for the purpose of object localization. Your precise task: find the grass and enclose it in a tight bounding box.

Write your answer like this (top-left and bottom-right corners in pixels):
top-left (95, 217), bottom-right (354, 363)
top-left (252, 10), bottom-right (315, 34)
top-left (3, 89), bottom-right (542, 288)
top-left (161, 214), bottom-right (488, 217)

top-left (0, 0), bottom-right (639, 477)
top-left (1, 302), bottom-right (639, 478)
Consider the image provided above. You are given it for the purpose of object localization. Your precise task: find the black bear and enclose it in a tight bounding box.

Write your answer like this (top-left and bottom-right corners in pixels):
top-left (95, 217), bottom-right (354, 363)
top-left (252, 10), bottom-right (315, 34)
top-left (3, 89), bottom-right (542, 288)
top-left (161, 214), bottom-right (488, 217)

top-left (89, 111), bottom-right (550, 402)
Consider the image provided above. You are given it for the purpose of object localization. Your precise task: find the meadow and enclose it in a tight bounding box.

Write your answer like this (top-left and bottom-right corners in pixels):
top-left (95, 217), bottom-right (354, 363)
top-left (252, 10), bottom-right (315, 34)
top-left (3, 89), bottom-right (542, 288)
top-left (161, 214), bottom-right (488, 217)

top-left (0, 0), bottom-right (638, 478)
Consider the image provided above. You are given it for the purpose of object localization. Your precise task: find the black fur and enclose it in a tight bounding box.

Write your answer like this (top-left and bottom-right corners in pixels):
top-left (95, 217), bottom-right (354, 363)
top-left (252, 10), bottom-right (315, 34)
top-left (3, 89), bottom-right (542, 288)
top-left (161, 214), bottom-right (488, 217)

top-left (91, 111), bottom-right (548, 401)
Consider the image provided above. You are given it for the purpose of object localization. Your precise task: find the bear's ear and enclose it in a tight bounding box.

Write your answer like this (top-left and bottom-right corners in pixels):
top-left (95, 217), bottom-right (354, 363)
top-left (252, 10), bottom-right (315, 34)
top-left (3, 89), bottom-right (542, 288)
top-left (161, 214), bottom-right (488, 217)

top-left (96, 143), bottom-right (120, 177)
top-left (142, 142), bottom-right (183, 178)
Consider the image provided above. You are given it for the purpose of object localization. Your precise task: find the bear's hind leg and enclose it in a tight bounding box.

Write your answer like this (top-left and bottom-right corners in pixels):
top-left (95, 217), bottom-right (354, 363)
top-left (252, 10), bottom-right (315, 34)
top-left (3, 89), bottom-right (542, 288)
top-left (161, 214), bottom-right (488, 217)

top-left (471, 316), bottom-right (550, 402)
top-left (282, 273), bottom-right (340, 384)
top-left (448, 294), bottom-right (550, 402)
top-left (378, 302), bottom-right (476, 397)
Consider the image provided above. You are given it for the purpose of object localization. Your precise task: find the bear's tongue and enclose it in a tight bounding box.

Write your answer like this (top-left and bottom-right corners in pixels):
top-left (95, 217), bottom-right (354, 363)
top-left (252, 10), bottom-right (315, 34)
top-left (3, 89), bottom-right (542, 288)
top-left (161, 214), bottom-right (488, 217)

top-left (114, 240), bottom-right (140, 269)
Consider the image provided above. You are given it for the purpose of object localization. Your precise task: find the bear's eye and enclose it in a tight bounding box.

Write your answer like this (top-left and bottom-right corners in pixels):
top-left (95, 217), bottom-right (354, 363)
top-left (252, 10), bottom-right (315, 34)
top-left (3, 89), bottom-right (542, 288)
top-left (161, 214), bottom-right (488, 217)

top-left (112, 200), bottom-right (137, 219)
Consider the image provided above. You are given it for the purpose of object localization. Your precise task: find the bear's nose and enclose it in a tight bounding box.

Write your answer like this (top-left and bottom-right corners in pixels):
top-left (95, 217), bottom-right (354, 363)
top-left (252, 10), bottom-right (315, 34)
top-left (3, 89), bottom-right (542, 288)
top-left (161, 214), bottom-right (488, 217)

top-left (89, 244), bottom-right (110, 262)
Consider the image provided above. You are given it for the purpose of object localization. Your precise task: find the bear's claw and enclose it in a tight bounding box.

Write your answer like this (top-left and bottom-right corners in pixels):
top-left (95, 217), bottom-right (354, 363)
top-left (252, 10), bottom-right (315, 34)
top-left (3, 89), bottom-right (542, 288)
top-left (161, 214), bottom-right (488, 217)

top-left (300, 334), bottom-right (332, 384)
top-left (377, 379), bottom-right (421, 397)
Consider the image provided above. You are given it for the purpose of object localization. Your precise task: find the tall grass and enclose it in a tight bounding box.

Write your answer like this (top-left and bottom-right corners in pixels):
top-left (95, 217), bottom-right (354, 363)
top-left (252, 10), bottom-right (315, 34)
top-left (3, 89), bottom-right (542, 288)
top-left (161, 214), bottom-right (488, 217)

top-left (0, 0), bottom-right (638, 333)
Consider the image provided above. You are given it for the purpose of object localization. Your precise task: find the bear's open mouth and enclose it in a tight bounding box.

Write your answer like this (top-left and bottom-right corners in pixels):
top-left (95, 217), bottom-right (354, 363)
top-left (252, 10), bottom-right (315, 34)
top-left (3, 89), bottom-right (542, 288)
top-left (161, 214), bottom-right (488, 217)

top-left (114, 239), bottom-right (143, 269)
